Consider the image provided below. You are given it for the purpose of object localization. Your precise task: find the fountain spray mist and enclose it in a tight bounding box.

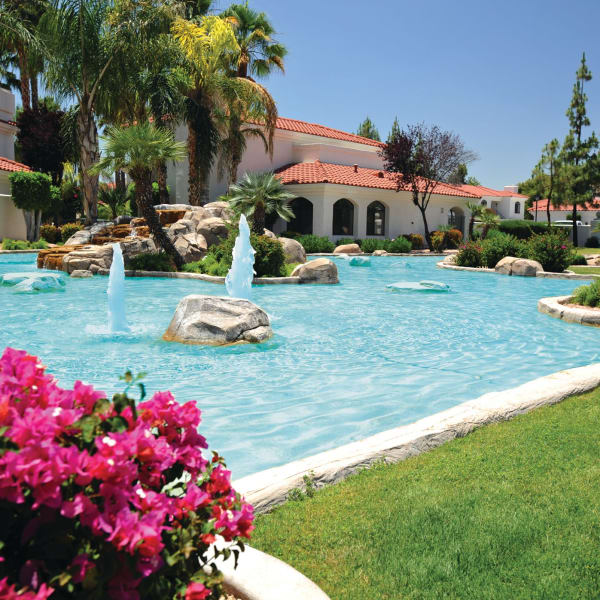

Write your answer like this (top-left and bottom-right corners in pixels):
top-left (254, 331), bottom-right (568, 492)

top-left (107, 242), bottom-right (130, 333)
top-left (225, 214), bottom-right (255, 301)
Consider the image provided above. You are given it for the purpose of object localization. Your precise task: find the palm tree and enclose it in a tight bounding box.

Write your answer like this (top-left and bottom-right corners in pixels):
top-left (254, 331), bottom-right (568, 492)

top-left (92, 123), bottom-right (187, 269)
top-left (466, 201), bottom-right (483, 240)
top-left (477, 208), bottom-right (501, 240)
top-left (172, 15), bottom-right (277, 205)
top-left (219, 2), bottom-right (286, 186)
top-left (223, 171), bottom-right (294, 235)
top-left (41, 0), bottom-right (122, 224)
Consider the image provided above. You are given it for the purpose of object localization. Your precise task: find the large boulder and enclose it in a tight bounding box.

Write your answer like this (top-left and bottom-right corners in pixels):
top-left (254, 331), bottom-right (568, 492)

top-left (183, 207), bottom-right (210, 223)
top-left (195, 217), bottom-right (229, 247)
top-left (263, 229), bottom-right (277, 239)
top-left (334, 243), bottom-right (360, 254)
top-left (278, 237), bottom-right (306, 264)
top-left (291, 258), bottom-right (338, 284)
top-left (64, 229), bottom-right (91, 246)
top-left (62, 244), bottom-right (114, 274)
top-left (120, 237), bottom-right (157, 262)
top-left (173, 233), bottom-right (207, 263)
top-left (163, 295), bottom-right (272, 345)
top-left (203, 201), bottom-right (232, 221)
top-left (70, 270), bottom-right (93, 278)
top-left (168, 219), bottom-right (196, 239)
top-left (512, 258), bottom-right (543, 276)
top-left (373, 249), bottom-right (388, 256)
top-left (495, 256), bottom-right (543, 276)
top-left (153, 203), bottom-right (194, 211)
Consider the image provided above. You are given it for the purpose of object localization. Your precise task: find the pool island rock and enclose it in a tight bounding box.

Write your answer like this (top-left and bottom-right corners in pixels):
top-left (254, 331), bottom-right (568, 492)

top-left (291, 258), bottom-right (338, 283)
top-left (163, 295), bottom-right (273, 345)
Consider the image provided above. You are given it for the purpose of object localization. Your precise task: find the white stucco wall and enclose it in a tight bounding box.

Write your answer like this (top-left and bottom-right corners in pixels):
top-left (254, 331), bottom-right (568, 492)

top-left (0, 173), bottom-right (26, 241)
top-left (281, 183), bottom-right (472, 241)
top-left (530, 208), bottom-right (599, 226)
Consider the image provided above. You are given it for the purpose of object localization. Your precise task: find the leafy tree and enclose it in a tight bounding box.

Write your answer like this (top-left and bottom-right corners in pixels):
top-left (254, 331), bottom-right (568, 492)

top-left (9, 170), bottom-right (52, 241)
top-left (92, 123), bottom-right (187, 269)
top-left (356, 116), bottom-right (380, 141)
top-left (559, 53), bottom-right (599, 246)
top-left (15, 102), bottom-right (65, 185)
top-left (387, 116), bottom-right (400, 143)
top-left (41, 0), bottom-right (122, 224)
top-left (223, 171), bottom-right (294, 235)
top-left (521, 139), bottom-right (561, 225)
top-left (448, 163), bottom-right (467, 184)
top-left (381, 122), bottom-right (476, 248)
top-left (218, 2), bottom-right (285, 186)
top-left (465, 175), bottom-right (481, 186)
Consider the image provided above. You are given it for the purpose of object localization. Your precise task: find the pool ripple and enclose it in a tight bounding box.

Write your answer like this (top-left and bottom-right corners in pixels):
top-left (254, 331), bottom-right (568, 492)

top-left (1, 254), bottom-right (598, 477)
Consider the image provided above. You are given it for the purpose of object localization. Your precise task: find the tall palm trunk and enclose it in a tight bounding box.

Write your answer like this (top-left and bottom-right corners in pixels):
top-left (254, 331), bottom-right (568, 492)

top-left (251, 200), bottom-right (265, 236)
top-left (77, 104), bottom-right (99, 224)
top-left (468, 215), bottom-right (476, 241)
top-left (157, 161), bottom-right (169, 204)
top-left (133, 169), bottom-right (184, 270)
top-left (30, 73), bottom-right (38, 110)
top-left (17, 46), bottom-right (31, 110)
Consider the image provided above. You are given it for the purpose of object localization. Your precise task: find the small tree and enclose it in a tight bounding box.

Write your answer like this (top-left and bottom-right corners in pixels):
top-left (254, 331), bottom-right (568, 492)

top-left (92, 123), bottom-right (187, 269)
top-left (8, 171), bottom-right (52, 242)
top-left (16, 103), bottom-right (66, 186)
top-left (223, 171), bottom-right (295, 236)
top-left (560, 53), bottom-right (599, 246)
top-left (356, 116), bottom-right (381, 141)
top-left (381, 122), bottom-right (476, 248)
top-left (465, 201), bottom-right (483, 240)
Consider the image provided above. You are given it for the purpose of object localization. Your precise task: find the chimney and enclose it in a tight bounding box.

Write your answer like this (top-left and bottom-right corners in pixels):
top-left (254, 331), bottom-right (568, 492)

top-left (503, 185), bottom-right (519, 194)
top-left (353, 164), bottom-right (358, 173)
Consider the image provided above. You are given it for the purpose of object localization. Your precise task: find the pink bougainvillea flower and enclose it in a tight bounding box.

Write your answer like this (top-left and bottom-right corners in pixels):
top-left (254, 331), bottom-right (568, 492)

top-left (69, 554), bottom-right (94, 584)
top-left (184, 582), bottom-right (210, 600)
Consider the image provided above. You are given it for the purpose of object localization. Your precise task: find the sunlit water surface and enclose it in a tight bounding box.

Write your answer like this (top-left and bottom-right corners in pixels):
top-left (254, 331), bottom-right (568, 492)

top-left (0, 253), bottom-right (597, 478)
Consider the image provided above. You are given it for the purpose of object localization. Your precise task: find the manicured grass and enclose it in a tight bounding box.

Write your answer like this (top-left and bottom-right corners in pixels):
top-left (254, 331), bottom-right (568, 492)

top-left (569, 266), bottom-right (600, 276)
top-left (251, 389), bottom-right (600, 600)
top-left (574, 247), bottom-right (600, 255)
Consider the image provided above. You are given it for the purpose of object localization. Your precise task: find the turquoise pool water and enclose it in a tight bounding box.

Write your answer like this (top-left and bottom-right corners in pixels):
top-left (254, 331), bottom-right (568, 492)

top-left (1, 253), bottom-right (598, 478)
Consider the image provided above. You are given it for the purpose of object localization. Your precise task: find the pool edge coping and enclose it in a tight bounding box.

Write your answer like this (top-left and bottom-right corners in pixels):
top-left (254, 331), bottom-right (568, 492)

top-left (538, 295), bottom-right (600, 327)
top-left (436, 261), bottom-right (599, 280)
top-left (233, 363), bottom-right (600, 514)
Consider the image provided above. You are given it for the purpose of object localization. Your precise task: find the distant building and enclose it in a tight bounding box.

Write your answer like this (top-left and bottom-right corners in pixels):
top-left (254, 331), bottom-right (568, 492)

top-left (528, 198), bottom-right (600, 226)
top-left (0, 88), bottom-right (30, 241)
top-left (169, 117), bottom-right (481, 240)
top-left (458, 184), bottom-right (528, 220)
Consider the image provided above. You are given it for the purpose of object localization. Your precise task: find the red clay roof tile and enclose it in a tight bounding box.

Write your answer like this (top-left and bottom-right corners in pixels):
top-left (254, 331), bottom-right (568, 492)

top-left (0, 157), bottom-right (31, 173)
top-left (275, 117), bottom-right (384, 148)
top-left (529, 198), bottom-right (600, 213)
top-left (275, 161), bottom-right (480, 198)
top-left (459, 184), bottom-right (528, 199)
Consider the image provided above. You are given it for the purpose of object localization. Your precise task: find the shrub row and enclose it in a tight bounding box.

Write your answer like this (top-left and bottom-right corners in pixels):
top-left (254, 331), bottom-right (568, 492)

top-left (497, 219), bottom-right (553, 239)
top-left (285, 234), bottom-right (425, 254)
top-left (573, 279), bottom-right (600, 307)
top-left (1, 238), bottom-right (48, 250)
top-left (126, 251), bottom-right (175, 272)
top-left (455, 231), bottom-right (575, 273)
top-left (40, 222), bottom-right (83, 244)
top-left (183, 230), bottom-right (286, 278)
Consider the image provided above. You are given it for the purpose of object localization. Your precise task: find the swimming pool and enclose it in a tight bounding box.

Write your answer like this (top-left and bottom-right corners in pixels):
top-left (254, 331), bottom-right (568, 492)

top-left (0, 253), bottom-right (597, 478)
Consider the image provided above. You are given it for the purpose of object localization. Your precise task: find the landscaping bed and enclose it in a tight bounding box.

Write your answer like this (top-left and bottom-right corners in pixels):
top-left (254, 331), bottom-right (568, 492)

top-left (251, 387), bottom-right (600, 600)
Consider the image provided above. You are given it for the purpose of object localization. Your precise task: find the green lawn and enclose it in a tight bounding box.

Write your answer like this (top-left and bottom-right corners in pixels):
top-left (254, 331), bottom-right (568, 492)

top-left (251, 390), bottom-right (600, 600)
top-left (574, 247), bottom-right (600, 255)
top-left (569, 266), bottom-right (600, 276)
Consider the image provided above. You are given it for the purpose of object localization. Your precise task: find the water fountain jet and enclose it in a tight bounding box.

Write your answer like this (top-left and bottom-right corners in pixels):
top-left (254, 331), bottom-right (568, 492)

top-left (107, 242), bottom-right (130, 333)
top-left (225, 214), bottom-right (255, 301)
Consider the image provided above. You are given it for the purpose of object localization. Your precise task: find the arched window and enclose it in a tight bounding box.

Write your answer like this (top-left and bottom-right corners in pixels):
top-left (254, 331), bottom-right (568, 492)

top-left (332, 199), bottom-right (354, 236)
top-left (367, 202), bottom-right (386, 236)
top-left (448, 207), bottom-right (465, 234)
top-left (287, 197), bottom-right (313, 234)
top-left (480, 199), bottom-right (487, 207)
top-left (514, 201), bottom-right (521, 214)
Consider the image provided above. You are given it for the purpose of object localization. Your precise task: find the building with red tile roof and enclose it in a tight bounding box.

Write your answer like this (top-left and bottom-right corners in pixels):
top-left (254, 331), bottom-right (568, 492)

top-left (527, 198), bottom-right (600, 227)
top-left (167, 116), bottom-right (493, 242)
top-left (0, 89), bottom-right (28, 240)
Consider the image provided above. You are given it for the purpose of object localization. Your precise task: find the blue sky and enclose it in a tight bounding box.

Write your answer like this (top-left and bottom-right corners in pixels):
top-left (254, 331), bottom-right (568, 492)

top-left (214, 0), bottom-right (600, 189)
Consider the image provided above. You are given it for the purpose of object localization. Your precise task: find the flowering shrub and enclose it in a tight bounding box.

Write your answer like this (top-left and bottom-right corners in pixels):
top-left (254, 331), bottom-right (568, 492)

top-left (0, 348), bottom-right (253, 600)
top-left (480, 233), bottom-right (527, 268)
top-left (60, 223), bottom-right (83, 244)
top-left (527, 231), bottom-right (574, 273)
top-left (429, 231), bottom-right (446, 252)
top-left (407, 233), bottom-right (424, 250)
top-left (455, 241), bottom-right (482, 267)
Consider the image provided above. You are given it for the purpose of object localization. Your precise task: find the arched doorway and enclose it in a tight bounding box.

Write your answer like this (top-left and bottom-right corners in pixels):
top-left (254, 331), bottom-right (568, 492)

top-left (367, 201), bottom-right (386, 236)
top-left (448, 206), bottom-right (465, 235)
top-left (286, 197), bottom-right (313, 234)
top-left (332, 198), bottom-right (354, 236)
